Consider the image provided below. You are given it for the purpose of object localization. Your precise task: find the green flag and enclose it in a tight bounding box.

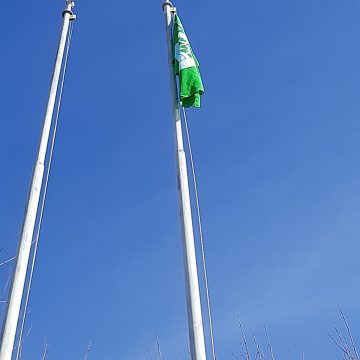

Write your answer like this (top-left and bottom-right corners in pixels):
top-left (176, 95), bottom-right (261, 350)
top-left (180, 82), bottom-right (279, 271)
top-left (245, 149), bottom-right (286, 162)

top-left (173, 14), bottom-right (204, 108)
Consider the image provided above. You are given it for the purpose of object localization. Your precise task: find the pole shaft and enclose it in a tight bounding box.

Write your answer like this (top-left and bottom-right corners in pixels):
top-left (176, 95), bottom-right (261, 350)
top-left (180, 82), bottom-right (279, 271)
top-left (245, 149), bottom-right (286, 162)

top-left (163, 4), bottom-right (207, 360)
top-left (0, 3), bottom-right (74, 359)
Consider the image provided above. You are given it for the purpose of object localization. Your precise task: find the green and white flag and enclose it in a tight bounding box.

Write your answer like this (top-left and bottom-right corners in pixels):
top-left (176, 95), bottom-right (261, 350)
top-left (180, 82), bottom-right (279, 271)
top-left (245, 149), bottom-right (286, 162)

top-left (173, 14), bottom-right (204, 108)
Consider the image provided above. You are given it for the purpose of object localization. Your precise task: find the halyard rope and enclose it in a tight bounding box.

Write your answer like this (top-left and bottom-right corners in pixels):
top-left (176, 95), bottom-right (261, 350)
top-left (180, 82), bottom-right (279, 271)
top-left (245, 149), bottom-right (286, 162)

top-left (15, 20), bottom-right (75, 360)
top-left (181, 107), bottom-right (217, 360)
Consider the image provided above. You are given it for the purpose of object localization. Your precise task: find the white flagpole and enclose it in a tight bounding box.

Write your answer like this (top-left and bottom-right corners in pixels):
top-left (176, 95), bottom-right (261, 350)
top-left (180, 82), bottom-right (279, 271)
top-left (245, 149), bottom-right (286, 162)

top-left (162, 2), bottom-right (207, 359)
top-left (0, 2), bottom-right (75, 359)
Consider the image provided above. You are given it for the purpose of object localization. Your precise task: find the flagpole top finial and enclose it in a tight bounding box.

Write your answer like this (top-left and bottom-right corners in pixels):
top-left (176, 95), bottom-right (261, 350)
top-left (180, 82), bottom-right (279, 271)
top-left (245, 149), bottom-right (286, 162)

top-left (162, 1), bottom-right (176, 12)
top-left (63, 0), bottom-right (76, 19)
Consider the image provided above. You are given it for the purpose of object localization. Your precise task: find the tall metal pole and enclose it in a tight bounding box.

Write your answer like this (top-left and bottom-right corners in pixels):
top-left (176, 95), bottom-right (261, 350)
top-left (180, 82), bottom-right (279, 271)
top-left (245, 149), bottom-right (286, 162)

top-left (162, 2), bottom-right (207, 359)
top-left (0, 2), bottom-right (75, 359)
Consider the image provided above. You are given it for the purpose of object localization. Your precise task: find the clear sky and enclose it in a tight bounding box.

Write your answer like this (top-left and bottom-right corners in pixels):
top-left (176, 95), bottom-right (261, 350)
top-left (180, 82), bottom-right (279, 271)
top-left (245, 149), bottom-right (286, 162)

top-left (0, 0), bottom-right (360, 359)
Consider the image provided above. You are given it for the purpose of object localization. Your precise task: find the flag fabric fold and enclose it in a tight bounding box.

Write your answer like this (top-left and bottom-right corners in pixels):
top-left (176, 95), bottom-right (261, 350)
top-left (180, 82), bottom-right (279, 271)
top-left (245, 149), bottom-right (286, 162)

top-left (173, 14), bottom-right (204, 108)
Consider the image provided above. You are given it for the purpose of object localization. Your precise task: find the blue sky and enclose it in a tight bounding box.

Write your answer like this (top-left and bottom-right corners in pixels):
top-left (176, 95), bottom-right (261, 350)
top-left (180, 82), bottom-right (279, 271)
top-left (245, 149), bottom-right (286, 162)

top-left (1, 0), bottom-right (360, 358)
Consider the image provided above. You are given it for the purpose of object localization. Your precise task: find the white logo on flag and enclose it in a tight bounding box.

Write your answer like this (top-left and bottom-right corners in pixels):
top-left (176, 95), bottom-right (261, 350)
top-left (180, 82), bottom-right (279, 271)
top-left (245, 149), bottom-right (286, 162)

top-left (175, 32), bottom-right (196, 71)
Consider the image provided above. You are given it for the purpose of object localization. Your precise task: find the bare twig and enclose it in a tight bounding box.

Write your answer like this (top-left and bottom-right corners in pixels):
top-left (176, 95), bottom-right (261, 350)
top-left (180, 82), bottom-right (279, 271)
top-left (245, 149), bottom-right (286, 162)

top-left (334, 325), bottom-right (352, 357)
top-left (265, 327), bottom-right (275, 360)
top-left (41, 338), bottom-right (49, 360)
top-left (3, 267), bottom-right (12, 294)
top-left (84, 340), bottom-right (91, 360)
top-left (330, 320), bottom-right (357, 360)
top-left (329, 331), bottom-right (347, 356)
top-left (155, 333), bottom-right (163, 360)
top-left (231, 351), bottom-right (242, 360)
top-left (252, 331), bottom-right (264, 360)
top-left (0, 256), bottom-right (16, 267)
top-left (238, 319), bottom-right (251, 360)
top-left (338, 303), bottom-right (359, 360)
